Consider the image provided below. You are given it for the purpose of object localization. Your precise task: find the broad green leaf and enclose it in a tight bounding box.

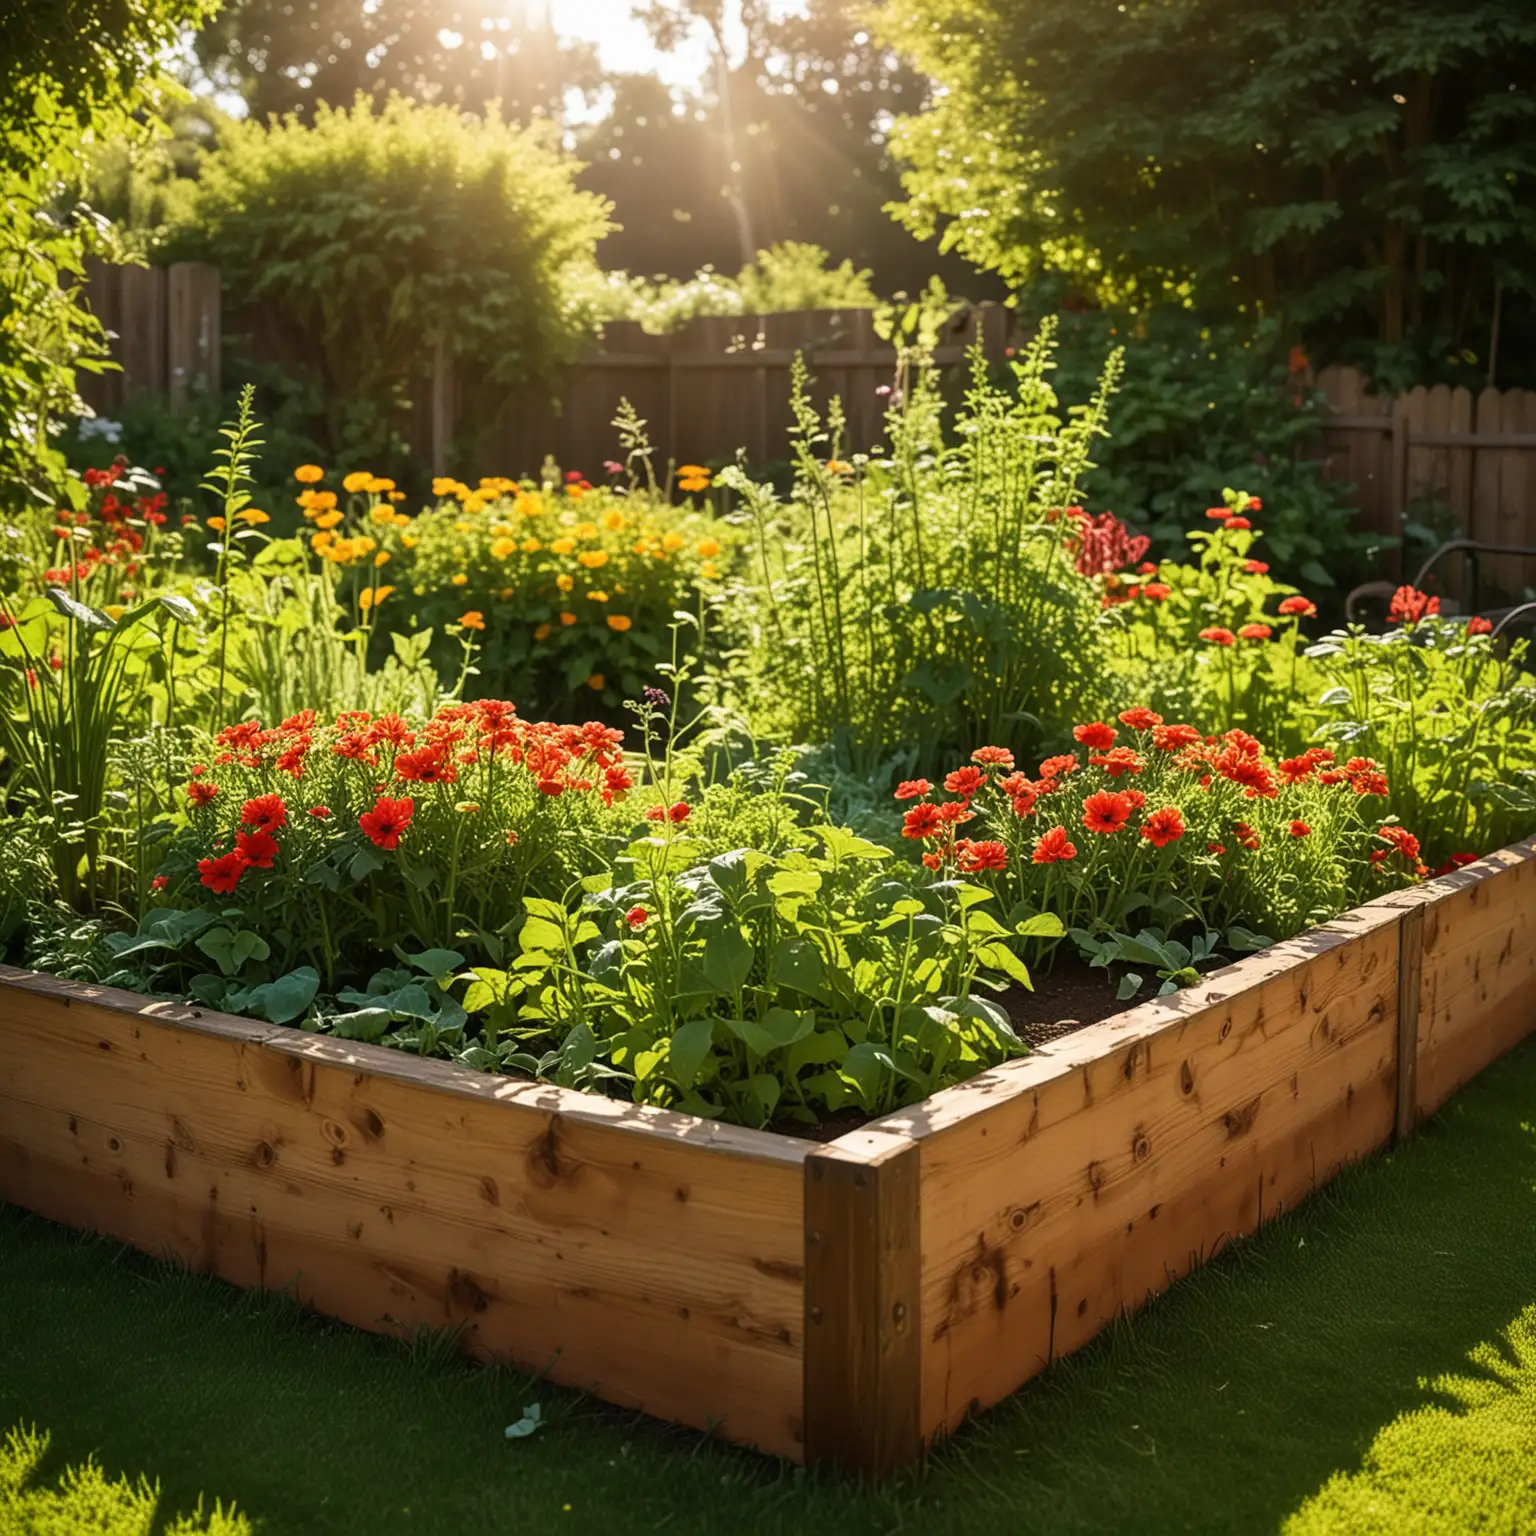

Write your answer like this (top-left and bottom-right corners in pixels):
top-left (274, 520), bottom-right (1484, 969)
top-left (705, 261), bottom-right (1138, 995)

top-left (702, 926), bottom-right (754, 994)
top-left (667, 1018), bottom-right (716, 1091)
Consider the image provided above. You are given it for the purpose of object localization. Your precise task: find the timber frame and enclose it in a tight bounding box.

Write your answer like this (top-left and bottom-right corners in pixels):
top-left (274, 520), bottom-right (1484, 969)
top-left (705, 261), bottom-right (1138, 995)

top-left (2, 837), bottom-right (1533, 1475)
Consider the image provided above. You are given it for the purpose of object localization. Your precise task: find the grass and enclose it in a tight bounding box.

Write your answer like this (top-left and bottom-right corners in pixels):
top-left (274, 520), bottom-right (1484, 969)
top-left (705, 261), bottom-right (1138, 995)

top-left (2, 1041), bottom-right (1534, 1536)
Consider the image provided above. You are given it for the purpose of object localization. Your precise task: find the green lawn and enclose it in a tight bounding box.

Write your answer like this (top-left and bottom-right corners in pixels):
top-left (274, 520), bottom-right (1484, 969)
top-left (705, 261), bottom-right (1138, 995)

top-left (3, 1041), bottom-right (1535, 1536)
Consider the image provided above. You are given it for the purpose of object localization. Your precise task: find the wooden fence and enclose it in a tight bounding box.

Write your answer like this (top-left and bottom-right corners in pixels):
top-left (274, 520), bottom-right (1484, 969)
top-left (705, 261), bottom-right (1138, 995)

top-left (77, 264), bottom-right (1536, 591)
top-left (1316, 366), bottom-right (1536, 593)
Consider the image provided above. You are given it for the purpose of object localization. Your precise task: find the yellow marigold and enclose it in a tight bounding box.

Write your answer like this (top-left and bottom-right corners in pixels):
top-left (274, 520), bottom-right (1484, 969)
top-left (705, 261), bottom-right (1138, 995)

top-left (359, 584), bottom-right (394, 611)
top-left (455, 520), bottom-right (472, 535)
top-left (586, 589), bottom-right (609, 603)
top-left (696, 537), bottom-right (720, 558)
top-left (607, 614), bottom-right (632, 632)
top-left (577, 549), bottom-right (609, 569)
top-left (401, 532), bottom-right (419, 549)
top-left (574, 522), bottom-right (598, 540)
top-left (701, 561), bottom-right (719, 580)
top-left (678, 478), bottom-right (710, 494)
top-left (556, 573), bottom-right (574, 593)
top-left (297, 488), bottom-right (319, 509)
top-left (326, 541), bottom-right (354, 565)
top-left (295, 464), bottom-right (325, 484)
top-left (374, 551), bottom-right (391, 567)
top-left (311, 531), bottom-right (335, 553)
top-left (661, 532), bottom-right (684, 552)
top-left (490, 537), bottom-right (517, 559)
top-left (521, 538), bottom-right (541, 553)
top-left (678, 464), bottom-right (708, 477)
top-left (342, 471), bottom-right (372, 494)
top-left (237, 508), bottom-right (270, 525)
top-left (490, 521), bottom-right (512, 537)
top-left (462, 495), bottom-right (488, 515)
top-left (566, 485), bottom-right (585, 501)
top-left (586, 673), bottom-right (605, 691)
top-left (514, 493), bottom-right (541, 517)
top-left (826, 459), bottom-right (852, 475)
top-left (388, 490), bottom-right (406, 502)
top-left (603, 511), bottom-right (625, 532)
top-left (459, 610), bottom-right (486, 631)
top-left (533, 622), bottom-right (553, 641)
top-left (371, 506), bottom-right (395, 524)
top-left (354, 534), bottom-right (376, 554)
top-left (207, 516), bottom-right (226, 532)
top-left (451, 572), bottom-right (468, 586)
top-left (560, 611), bottom-right (577, 626)
top-left (432, 477), bottom-right (459, 497)
top-left (368, 476), bottom-right (396, 494)
top-left (316, 510), bottom-right (344, 530)
top-left (550, 536), bottom-right (577, 556)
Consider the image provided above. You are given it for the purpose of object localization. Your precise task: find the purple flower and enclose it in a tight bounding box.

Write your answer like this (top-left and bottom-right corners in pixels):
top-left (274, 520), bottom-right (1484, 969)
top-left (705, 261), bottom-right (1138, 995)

top-left (642, 686), bottom-right (671, 710)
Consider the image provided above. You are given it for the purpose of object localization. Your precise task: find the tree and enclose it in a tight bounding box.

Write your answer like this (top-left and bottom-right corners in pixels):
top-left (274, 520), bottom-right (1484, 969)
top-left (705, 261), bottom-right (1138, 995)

top-left (881, 0), bottom-right (1536, 378)
top-left (194, 0), bottom-right (601, 124)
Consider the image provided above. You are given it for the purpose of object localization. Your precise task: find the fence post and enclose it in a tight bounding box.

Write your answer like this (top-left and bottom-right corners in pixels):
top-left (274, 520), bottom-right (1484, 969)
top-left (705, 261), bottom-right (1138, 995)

top-left (1394, 902), bottom-right (1425, 1146)
top-left (117, 265), bottom-right (167, 399)
top-left (167, 263), bottom-right (221, 413)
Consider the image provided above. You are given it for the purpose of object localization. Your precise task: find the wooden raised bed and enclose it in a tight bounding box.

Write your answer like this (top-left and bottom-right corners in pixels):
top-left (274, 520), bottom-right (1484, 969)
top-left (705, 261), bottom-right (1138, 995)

top-left (2, 836), bottom-right (1532, 1474)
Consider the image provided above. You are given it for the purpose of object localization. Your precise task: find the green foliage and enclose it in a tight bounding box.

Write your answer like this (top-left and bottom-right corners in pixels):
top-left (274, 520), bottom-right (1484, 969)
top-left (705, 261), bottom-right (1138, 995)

top-left (592, 241), bottom-right (880, 334)
top-left (882, 0), bottom-right (1536, 376)
top-left (721, 323), bottom-right (1118, 771)
top-left (165, 95), bottom-right (611, 463)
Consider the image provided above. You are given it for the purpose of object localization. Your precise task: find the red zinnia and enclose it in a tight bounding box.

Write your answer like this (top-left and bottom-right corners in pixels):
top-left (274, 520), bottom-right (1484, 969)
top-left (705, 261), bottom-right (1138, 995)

top-left (1073, 722), bottom-right (1117, 750)
top-left (197, 850), bottom-right (246, 894)
top-left (957, 840), bottom-right (1008, 873)
top-left (359, 795), bottom-right (414, 850)
top-left (1277, 755), bottom-right (1314, 785)
top-left (235, 829), bottom-right (279, 869)
top-left (971, 746), bottom-right (1015, 769)
top-left (1289, 820), bottom-right (1311, 838)
top-left (1082, 790), bottom-right (1134, 835)
top-left (1205, 507), bottom-right (1231, 521)
top-left (394, 745), bottom-right (457, 784)
top-left (1039, 754), bottom-right (1079, 779)
top-left (1199, 627), bottom-right (1235, 646)
top-left (1032, 826), bottom-right (1077, 864)
top-left (894, 779), bottom-right (932, 801)
top-left (1278, 596), bottom-right (1316, 618)
top-left (1141, 583), bottom-right (1171, 601)
top-left (943, 765), bottom-right (987, 798)
top-left (625, 906), bottom-right (648, 929)
top-left (309, 805), bottom-right (332, 819)
top-left (187, 780), bottom-right (218, 808)
top-left (1388, 585), bottom-right (1439, 625)
top-left (1245, 560), bottom-right (1269, 575)
top-left (150, 874), bottom-right (168, 891)
top-left (1376, 825), bottom-right (1421, 862)
top-left (668, 801), bottom-right (690, 823)
top-left (1118, 707), bottom-right (1163, 732)
top-left (1467, 615), bottom-right (1493, 636)
top-left (1140, 806), bottom-right (1186, 848)
top-left (240, 794), bottom-right (287, 833)
top-left (1238, 623), bottom-right (1272, 641)
top-left (902, 803), bottom-right (942, 840)
top-left (1089, 747), bottom-right (1144, 778)
top-left (1151, 723), bottom-right (1202, 752)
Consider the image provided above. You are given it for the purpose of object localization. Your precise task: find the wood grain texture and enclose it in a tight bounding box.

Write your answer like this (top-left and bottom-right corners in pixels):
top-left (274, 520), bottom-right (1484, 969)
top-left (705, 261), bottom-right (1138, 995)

top-left (875, 902), bottom-right (1405, 1448)
top-left (1395, 903), bottom-right (1425, 1143)
top-left (0, 968), bottom-right (809, 1458)
top-left (1414, 838), bottom-right (1536, 1119)
top-left (803, 1130), bottom-right (921, 1476)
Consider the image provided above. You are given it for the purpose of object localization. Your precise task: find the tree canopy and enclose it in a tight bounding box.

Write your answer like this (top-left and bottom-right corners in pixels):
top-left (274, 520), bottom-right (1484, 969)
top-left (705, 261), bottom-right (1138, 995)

top-left (881, 0), bottom-right (1536, 376)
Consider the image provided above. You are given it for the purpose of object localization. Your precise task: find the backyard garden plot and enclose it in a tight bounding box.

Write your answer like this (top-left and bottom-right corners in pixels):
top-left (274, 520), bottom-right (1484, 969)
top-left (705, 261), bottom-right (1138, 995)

top-left (3, 838), bottom-right (1530, 1473)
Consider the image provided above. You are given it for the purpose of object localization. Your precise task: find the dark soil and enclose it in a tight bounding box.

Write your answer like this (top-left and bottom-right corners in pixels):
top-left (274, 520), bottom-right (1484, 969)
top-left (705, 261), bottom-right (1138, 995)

top-left (772, 957), bottom-right (1128, 1141)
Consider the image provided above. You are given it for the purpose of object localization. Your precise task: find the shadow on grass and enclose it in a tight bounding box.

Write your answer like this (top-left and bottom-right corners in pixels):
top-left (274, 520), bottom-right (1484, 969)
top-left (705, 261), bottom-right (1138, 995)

top-left (1, 1039), bottom-right (1533, 1536)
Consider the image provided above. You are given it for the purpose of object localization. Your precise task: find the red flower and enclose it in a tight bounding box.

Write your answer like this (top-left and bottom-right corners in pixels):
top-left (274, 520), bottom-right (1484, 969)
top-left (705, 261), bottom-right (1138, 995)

top-left (1238, 623), bottom-right (1272, 641)
top-left (394, 745), bottom-right (457, 784)
top-left (240, 794), bottom-right (288, 833)
top-left (1088, 747), bottom-right (1144, 778)
top-left (1205, 507), bottom-right (1232, 521)
top-left (1434, 853), bottom-right (1479, 875)
top-left (971, 746), bottom-right (1015, 769)
top-left (359, 795), bottom-right (414, 850)
top-left (1199, 627), bottom-right (1235, 646)
top-left (1082, 790), bottom-right (1135, 835)
top-left (1039, 754), bottom-right (1079, 779)
top-left (894, 779), bottom-right (933, 801)
top-left (150, 874), bottom-right (168, 891)
top-left (921, 851), bottom-right (943, 871)
top-left (1142, 582), bottom-right (1172, 601)
top-left (1388, 585), bottom-right (1439, 625)
top-left (1245, 560), bottom-right (1269, 575)
top-left (625, 906), bottom-right (648, 929)
top-left (187, 780), bottom-right (218, 808)
top-left (1233, 821), bottom-right (1261, 852)
top-left (943, 765), bottom-right (987, 798)
top-left (957, 840), bottom-right (1008, 873)
top-left (1278, 596), bottom-right (1317, 618)
top-left (1376, 825), bottom-right (1421, 862)
top-left (197, 850), bottom-right (246, 894)
top-left (1151, 723), bottom-right (1202, 752)
top-left (1277, 755), bottom-right (1315, 785)
top-left (902, 803), bottom-right (942, 840)
top-left (1289, 820), bottom-right (1311, 838)
top-left (1032, 826), bottom-right (1077, 864)
top-left (1208, 842), bottom-right (1227, 855)
top-left (309, 805), bottom-right (332, 819)
top-left (667, 801), bottom-right (691, 823)
top-left (1073, 722), bottom-right (1117, 750)
top-left (936, 800), bottom-right (974, 826)
top-left (1467, 615), bottom-right (1493, 636)
top-left (1216, 749), bottom-right (1277, 799)
top-left (1226, 517), bottom-right (1252, 531)
top-left (1140, 806), bottom-right (1186, 848)
top-left (539, 778), bottom-right (567, 797)
top-left (1344, 757), bottom-right (1390, 797)
top-left (1117, 707), bottom-right (1163, 731)
top-left (235, 829), bottom-right (279, 869)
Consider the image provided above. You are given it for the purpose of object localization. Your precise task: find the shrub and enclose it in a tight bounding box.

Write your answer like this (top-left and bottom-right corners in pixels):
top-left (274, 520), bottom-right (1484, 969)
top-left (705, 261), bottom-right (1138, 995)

top-left (166, 95), bottom-right (610, 464)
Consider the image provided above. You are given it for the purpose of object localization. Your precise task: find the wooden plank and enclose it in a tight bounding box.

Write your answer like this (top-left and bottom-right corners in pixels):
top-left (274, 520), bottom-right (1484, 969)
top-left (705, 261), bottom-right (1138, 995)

top-left (117, 264), bottom-right (167, 399)
top-left (0, 967), bottom-right (809, 1459)
top-left (1415, 839), bottom-right (1536, 1119)
top-left (883, 900), bottom-right (1405, 1446)
top-left (1446, 387), bottom-right (1474, 559)
top-left (1469, 386), bottom-right (1504, 583)
top-left (1394, 903), bottom-right (1424, 1143)
top-left (803, 1130), bottom-right (921, 1476)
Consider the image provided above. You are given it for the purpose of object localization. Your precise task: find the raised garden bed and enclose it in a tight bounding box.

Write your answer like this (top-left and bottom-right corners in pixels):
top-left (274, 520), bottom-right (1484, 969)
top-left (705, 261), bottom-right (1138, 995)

top-left (2, 837), bottom-right (1532, 1474)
